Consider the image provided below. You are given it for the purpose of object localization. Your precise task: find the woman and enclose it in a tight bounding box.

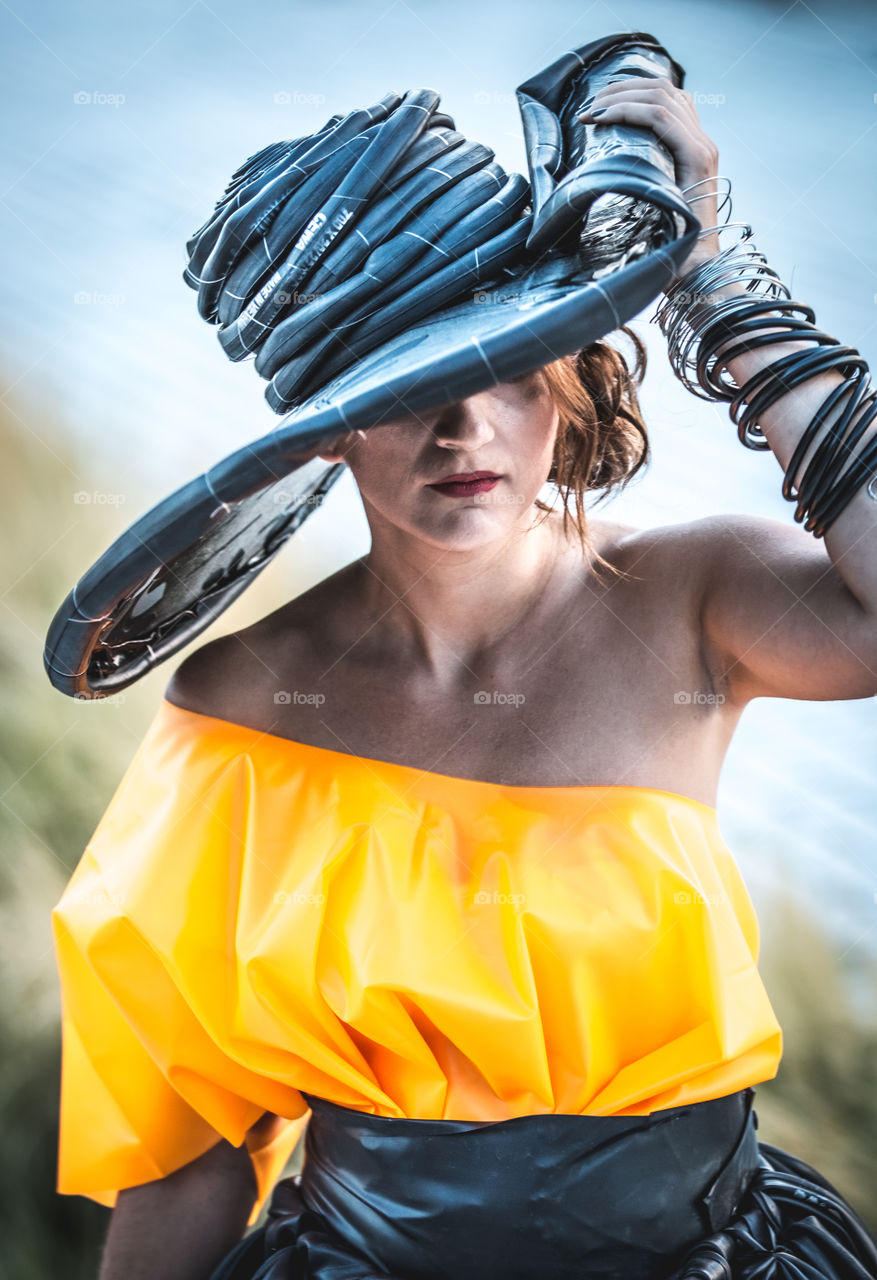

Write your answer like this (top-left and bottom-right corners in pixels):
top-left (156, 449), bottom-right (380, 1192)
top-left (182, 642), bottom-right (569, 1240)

top-left (55, 76), bottom-right (877, 1280)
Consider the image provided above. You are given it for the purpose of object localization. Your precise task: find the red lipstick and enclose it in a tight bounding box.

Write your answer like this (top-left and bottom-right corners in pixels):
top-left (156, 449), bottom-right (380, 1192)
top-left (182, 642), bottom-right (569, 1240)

top-left (428, 471), bottom-right (502, 498)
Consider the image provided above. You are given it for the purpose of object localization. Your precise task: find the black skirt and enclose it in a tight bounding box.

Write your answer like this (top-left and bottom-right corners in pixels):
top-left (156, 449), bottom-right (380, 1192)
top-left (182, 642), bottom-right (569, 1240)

top-left (209, 1087), bottom-right (877, 1279)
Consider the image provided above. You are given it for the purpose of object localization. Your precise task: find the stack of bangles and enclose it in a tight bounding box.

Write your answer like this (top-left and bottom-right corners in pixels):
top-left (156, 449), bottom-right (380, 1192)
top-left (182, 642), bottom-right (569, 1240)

top-left (651, 176), bottom-right (877, 538)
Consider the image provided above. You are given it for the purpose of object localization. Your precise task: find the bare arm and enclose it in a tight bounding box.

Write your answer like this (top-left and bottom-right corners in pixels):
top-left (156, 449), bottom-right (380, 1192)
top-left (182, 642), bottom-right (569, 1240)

top-left (97, 1135), bottom-right (258, 1280)
top-left (691, 512), bottom-right (877, 704)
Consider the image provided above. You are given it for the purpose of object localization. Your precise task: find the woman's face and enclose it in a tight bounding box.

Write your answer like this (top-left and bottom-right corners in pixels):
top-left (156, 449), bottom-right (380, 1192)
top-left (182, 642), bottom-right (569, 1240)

top-left (317, 371), bottom-right (560, 551)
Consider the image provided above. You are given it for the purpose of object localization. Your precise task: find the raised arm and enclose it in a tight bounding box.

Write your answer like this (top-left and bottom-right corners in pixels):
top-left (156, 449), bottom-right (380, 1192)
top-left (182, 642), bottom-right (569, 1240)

top-left (578, 78), bottom-right (877, 704)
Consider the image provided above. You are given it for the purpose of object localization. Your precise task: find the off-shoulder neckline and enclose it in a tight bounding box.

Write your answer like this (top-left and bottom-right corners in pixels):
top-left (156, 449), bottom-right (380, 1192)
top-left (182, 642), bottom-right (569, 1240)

top-left (160, 698), bottom-right (718, 815)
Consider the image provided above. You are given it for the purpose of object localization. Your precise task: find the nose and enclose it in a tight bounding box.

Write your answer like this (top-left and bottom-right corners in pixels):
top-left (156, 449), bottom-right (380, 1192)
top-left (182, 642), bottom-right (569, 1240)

top-left (430, 394), bottom-right (497, 450)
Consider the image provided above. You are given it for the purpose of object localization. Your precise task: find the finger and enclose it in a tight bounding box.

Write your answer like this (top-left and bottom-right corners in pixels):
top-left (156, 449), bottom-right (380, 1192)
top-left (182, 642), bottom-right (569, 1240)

top-left (572, 99), bottom-right (717, 191)
top-left (586, 75), bottom-right (678, 95)
top-left (581, 75), bottom-right (691, 104)
top-left (575, 99), bottom-right (698, 150)
top-left (577, 84), bottom-right (695, 120)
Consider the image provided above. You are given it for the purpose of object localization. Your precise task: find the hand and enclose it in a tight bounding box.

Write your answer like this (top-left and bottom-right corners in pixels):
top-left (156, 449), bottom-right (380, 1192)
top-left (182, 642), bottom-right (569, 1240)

top-left (576, 76), bottom-right (722, 287)
top-left (317, 427), bottom-right (368, 464)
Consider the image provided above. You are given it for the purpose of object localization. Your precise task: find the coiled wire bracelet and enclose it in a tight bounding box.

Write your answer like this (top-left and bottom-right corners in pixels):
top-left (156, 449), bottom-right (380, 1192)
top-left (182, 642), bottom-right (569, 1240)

top-left (652, 176), bottom-right (877, 537)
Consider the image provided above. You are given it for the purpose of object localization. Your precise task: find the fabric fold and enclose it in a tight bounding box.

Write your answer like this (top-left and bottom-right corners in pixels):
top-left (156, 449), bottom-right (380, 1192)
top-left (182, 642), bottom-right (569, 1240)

top-left (52, 696), bottom-right (784, 1225)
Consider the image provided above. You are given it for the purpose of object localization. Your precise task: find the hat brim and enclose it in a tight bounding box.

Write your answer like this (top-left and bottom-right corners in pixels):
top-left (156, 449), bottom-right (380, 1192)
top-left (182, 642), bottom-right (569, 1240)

top-left (44, 226), bottom-right (698, 699)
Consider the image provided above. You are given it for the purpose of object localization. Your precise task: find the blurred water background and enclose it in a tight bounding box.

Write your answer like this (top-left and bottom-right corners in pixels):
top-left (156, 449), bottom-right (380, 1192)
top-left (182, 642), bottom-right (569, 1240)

top-left (1, 0), bottom-right (876, 1274)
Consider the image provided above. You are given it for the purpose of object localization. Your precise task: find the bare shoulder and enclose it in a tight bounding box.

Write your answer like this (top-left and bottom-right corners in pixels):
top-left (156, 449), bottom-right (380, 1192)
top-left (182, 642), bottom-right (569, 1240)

top-left (580, 514), bottom-right (747, 710)
top-left (165, 517), bottom-right (722, 723)
top-left (584, 514), bottom-right (715, 592)
top-left (604, 510), bottom-right (822, 593)
top-left (164, 561), bottom-right (360, 725)
top-left (163, 628), bottom-right (265, 725)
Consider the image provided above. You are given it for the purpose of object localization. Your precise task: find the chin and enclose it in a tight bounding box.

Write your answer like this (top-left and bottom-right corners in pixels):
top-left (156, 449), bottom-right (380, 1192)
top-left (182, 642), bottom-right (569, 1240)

top-left (411, 506), bottom-right (520, 550)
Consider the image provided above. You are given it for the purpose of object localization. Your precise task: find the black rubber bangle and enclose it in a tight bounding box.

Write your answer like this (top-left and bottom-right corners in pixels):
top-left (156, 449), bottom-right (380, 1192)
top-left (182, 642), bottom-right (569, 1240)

top-left (805, 436), bottom-right (877, 536)
top-left (732, 345), bottom-right (860, 455)
top-left (659, 250), bottom-right (877, 539)
top-left (780, 379), bottom-right (862, 498)
top-left (783, 366), bottom-right (870, 504)
top-left (801, 397), bottom-right (877, 535)
top-left (733, 346), bottom-right (865, 450)
top-left (809, 432), bottom-right (877, 537)
top-left (696, 315), bottom-right (825, 405)
top-left (790, 372), bottom-right (873, 511)
top-left (693, 305), bottom-right (819, 399)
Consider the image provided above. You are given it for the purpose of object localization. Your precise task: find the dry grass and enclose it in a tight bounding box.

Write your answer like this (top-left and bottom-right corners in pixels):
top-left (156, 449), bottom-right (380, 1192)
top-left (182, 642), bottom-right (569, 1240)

top-left (750, 884), bottom-right (877, 1224)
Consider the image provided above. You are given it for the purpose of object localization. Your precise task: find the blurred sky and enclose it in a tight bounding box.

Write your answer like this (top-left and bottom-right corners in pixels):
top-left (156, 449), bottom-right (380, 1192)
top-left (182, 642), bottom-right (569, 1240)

top-left (2, 0), bottom-right (876, 992)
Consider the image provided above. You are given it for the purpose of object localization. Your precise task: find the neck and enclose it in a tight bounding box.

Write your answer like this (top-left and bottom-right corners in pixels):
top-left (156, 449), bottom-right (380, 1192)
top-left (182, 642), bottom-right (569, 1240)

top-left (348, 510), bottom-right (568, 682)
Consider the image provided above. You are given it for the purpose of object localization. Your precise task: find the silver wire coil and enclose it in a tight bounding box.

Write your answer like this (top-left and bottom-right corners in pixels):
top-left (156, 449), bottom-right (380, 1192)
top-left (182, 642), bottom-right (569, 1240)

top-left (648, 176), bottom-right (877, 537)
top-left (652, 176), bottom-right (790, 412)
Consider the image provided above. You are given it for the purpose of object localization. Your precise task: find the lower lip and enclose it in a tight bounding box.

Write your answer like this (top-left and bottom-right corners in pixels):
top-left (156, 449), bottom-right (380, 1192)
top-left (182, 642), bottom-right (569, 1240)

top-left (428, 477), bottom-right (501, 497)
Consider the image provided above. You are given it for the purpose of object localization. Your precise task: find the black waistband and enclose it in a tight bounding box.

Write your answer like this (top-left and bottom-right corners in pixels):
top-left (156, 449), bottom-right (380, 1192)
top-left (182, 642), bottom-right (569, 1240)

top-left (262, 1088), bottom-right (761, 1280)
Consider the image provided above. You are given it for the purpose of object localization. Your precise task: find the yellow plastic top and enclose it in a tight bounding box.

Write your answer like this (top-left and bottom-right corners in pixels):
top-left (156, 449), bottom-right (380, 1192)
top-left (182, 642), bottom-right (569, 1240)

top-left (52, 697), bottom-right (783, 1225)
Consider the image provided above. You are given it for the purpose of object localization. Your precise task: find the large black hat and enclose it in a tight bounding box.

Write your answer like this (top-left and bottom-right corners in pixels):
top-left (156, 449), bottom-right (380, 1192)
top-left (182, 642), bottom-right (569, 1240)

top-left (44, 31), bottom-right (700, 698)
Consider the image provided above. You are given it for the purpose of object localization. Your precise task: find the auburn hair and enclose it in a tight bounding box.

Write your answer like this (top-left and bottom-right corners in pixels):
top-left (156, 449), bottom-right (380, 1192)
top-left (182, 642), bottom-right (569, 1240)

top-left (532, 324), bottom-right (650, 584)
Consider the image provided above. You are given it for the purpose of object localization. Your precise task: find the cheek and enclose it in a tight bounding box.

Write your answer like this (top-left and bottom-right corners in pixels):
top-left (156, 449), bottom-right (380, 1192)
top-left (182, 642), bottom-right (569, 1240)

top-left (346, 428), bottom-right (417, 500)
top-left (518, 396), bottom-right (560, 463)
